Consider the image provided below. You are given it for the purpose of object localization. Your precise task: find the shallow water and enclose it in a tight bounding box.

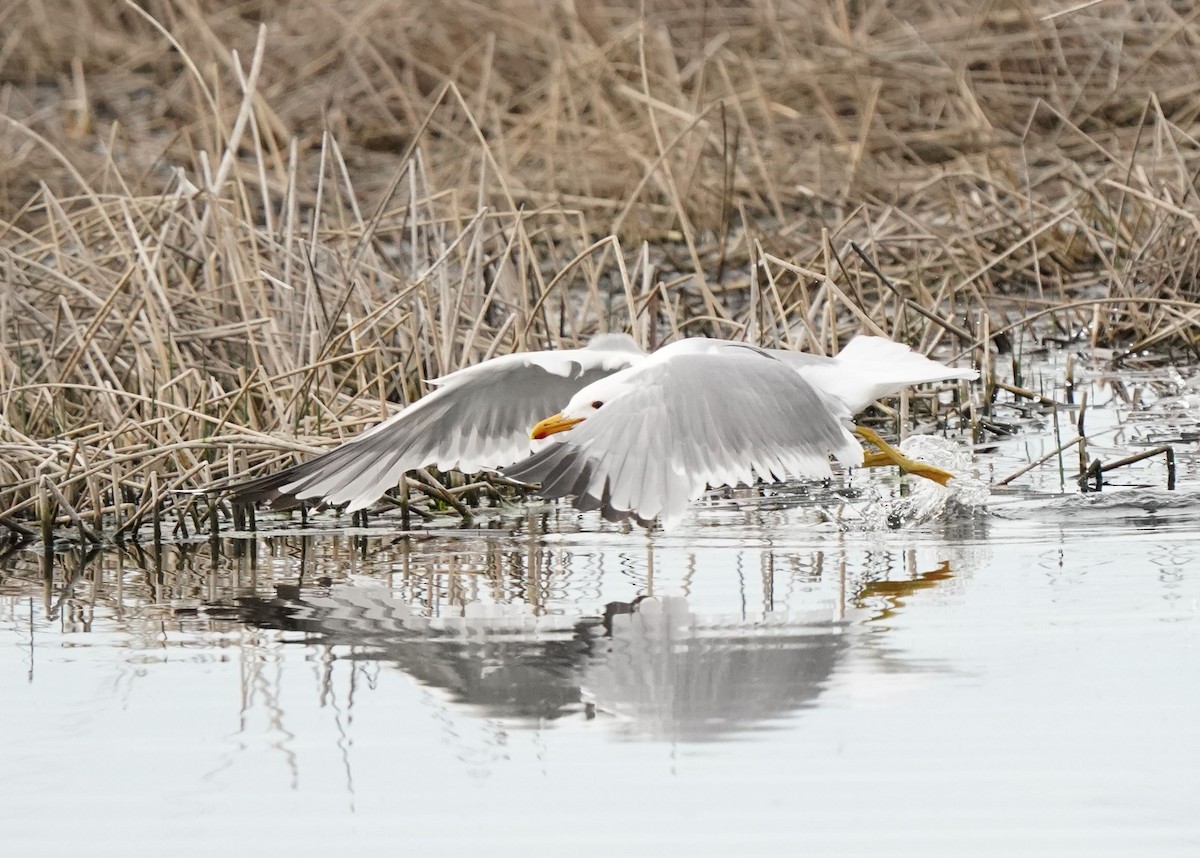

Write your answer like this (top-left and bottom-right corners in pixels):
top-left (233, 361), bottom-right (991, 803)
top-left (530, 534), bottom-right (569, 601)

top-left (3, 354), bottom-right (1200, 855)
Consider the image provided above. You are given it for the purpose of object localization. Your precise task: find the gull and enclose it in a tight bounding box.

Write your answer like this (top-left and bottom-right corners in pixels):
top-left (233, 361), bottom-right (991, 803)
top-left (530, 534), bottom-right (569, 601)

top-left (226, 334), bottom-right (976, 520)
top-left (503, 337), bottom-right (976, 527)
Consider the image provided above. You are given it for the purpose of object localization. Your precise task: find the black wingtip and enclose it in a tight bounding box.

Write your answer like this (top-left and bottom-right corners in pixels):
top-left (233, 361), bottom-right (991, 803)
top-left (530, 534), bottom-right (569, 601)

top-left (219, 462), bottom-right (314, 510)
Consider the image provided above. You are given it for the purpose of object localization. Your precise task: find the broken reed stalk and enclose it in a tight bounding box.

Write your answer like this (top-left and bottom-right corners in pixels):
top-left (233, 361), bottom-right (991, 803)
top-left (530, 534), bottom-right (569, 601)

top-left (996, 436), bottom-right (1084, 487)
top-left (0, 516), bottom-right (35, 540)
top-left (37, 477), bottom-right (56, 550)
top-left (42, 479), bottom-right (102, 545)
top-left (409, 470), bottom-right (474, 524)
top-left (208, 495), bottom-right (221, 558)
top-left (993, 382), bottom-right (1062, 410)
top-left (151, 472), bottom-right (163, 555)
top-left (1078, 446), bottom-right (1178, 492)
top-left (1076, 390), bottom-right (1089, 482)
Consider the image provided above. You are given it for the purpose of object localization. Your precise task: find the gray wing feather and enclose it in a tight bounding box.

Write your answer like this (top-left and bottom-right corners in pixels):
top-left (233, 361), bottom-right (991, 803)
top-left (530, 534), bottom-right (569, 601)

top-left (228, 349), bottom-right (639, 511)
top-left (504, 347), bottom-right (863, 527)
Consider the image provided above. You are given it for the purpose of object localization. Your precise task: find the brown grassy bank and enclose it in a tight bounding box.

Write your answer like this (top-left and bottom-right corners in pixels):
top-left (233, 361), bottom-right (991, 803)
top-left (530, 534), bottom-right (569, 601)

top-left (2, 0), bottom-right (1200, 535)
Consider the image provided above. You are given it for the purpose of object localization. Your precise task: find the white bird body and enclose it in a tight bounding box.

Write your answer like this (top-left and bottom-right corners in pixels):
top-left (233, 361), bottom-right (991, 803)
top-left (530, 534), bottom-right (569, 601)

top-left (506, 339), bottom-right (866, 527)
top-left (226, 333), bottom-right (976, 524)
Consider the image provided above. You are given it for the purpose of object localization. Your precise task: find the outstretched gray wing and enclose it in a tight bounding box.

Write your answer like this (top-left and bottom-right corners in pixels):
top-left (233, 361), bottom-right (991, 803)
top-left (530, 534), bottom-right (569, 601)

top-left (229, 341), bottom-right (643, 511)
top-left (504, 345), bottom-right (863, 528)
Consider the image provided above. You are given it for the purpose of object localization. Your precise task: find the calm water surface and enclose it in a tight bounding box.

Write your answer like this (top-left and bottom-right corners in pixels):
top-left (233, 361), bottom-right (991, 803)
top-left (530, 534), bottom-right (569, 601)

top-left (3, 358), bottom-right (1199, 855)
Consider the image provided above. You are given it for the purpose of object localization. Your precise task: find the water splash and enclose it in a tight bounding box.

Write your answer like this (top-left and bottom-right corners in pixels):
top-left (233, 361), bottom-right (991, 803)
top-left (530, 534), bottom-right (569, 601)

top-left (838, 435), bottom-right (990, 531)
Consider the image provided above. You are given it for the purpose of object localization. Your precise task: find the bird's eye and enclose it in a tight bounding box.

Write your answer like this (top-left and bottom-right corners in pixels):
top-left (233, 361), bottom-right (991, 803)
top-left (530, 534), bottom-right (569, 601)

top-left (591, 400), bottom-right (604, 409)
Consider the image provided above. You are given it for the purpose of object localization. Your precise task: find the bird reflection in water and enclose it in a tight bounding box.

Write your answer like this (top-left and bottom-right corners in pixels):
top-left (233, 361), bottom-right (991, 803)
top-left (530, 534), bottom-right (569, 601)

top-left (581, 595), bottom-right (849, 740)
top-left (237, 552), bottom-right (965, 741)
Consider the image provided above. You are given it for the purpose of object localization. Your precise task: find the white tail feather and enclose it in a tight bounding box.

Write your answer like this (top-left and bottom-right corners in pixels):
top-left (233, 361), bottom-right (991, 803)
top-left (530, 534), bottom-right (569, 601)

top-left (799, 336), bottom-right (977, 414)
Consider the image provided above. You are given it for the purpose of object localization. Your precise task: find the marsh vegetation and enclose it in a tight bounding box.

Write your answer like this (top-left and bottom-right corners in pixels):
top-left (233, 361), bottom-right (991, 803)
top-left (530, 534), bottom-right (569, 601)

top-left (3, 0), bottom-right (1199, 536)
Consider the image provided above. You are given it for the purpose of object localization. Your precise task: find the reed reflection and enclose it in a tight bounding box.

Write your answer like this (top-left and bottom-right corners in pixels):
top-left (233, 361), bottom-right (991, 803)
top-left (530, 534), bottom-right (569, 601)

top-left (0, 527), bottom-right (980, 742)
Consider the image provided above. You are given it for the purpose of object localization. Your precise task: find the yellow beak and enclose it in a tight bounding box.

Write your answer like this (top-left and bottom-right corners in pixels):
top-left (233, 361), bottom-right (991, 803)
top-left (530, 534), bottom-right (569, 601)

top-left (530, 412), bottom-right (585, 440)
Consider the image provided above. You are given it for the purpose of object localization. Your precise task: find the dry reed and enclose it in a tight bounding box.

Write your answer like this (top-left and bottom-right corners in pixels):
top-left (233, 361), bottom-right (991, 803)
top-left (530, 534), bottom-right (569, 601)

top-left (3, 0), bottom-right (1200, 535)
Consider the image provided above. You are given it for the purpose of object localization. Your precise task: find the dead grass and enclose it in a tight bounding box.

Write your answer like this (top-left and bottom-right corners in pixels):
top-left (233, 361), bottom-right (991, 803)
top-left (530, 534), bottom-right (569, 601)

top-left (2, 0), bottom-right (1200, 535)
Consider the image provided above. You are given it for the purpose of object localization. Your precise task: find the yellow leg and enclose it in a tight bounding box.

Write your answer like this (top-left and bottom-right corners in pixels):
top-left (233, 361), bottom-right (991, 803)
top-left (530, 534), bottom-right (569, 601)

top-left (860, 450), bottom-right (895, 469)
top-left (854, 425), bottom-right (956, 486)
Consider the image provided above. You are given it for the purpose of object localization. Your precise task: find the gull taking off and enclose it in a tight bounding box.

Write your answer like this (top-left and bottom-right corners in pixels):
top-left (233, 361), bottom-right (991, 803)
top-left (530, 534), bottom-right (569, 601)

top-left (225, 334), bottom-right (976, 524)
top-left (505, 337), bottom-right (976, 527)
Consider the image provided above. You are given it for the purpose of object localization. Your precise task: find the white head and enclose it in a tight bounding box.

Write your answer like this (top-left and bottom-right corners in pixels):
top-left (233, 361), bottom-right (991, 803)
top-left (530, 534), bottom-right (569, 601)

top-left (530, 375), bottom-right (630, 439)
